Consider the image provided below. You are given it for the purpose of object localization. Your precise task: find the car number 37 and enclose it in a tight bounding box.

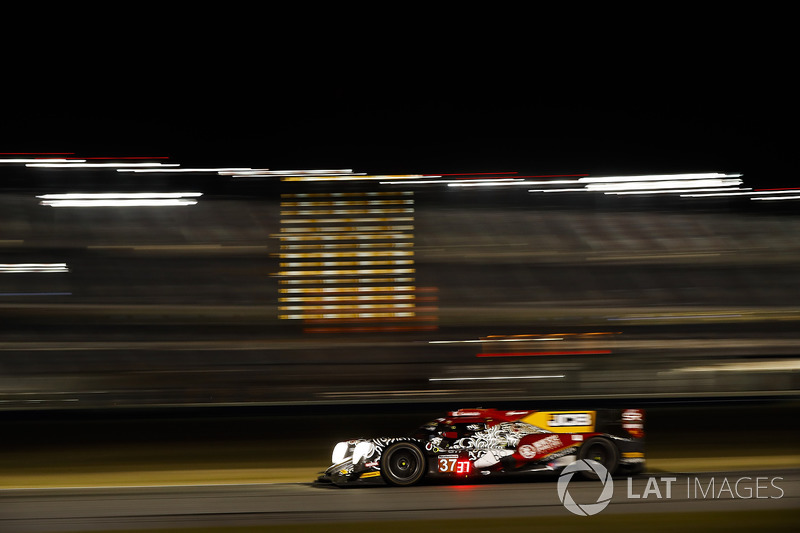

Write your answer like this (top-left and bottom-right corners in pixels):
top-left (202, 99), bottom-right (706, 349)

top-left (438, 456), bottom-right (471, 474)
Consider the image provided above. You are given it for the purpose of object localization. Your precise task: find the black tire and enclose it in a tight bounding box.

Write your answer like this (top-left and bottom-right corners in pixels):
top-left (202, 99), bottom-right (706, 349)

top-left (380, 442), bottom-right (426, 487)
top-left (578, 437), bottom-right (619, 479)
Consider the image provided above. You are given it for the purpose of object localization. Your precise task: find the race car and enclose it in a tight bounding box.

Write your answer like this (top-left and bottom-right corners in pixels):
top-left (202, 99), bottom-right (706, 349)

top-left (317, 407), bottom-right (645, 487)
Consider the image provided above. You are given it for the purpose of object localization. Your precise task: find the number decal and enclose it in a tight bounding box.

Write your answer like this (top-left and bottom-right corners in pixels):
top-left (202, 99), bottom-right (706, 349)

top-left (438, 455), bottom-right (471, 474)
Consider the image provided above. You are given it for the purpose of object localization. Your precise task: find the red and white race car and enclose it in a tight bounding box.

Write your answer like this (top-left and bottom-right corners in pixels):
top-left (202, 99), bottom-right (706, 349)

top-left (318, 407), bottom-right (645, 487)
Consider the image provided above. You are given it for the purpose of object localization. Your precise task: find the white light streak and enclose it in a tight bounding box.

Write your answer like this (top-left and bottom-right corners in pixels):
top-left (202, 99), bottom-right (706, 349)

top-left (280, 303), bottom-right (416, 311)
top-left (279, 225), bottom-right (414, 233)
top-left (752, 195), bottom-right (800, 201)
top-left (526, 173), bottom-right (747, 195)
top-left (280, 294), bottom-right (416, 302)
top-left (281, 217), bottom-right (414, 224)
top-left (40, 199), bottom-right (199, 207)
top-left (282, 174), bottom-right (426, 182)
top-left (428, 375), bottom-right (565, 382)
top-left (117, 167), bottom-right (254, 173)
top-left (0, 159), bottom-right (84, 163)
top-left (280, 312), bottom-right (416, 320)
top-left (429, 337), bottom-right (563, 344)
top-left (680, 189), bottom-right (800, 199)
top-left (674, 360), bottom-right (800, 372)
top-left (610, 187), bottom-right (749, 196)
top-left (283, 191), bottom-right (413, 198)
top-left (37, 193), bottom-right (203, 200)
top-left (0, 263), bottom-right (69, 273)
top-left (273, 234), bottom-right (414, 242)
top-left (281, 209), bottom-right (415, 216)
top-left (578, 173), bottom-right (742, 184)
top-left (276, 251), bottom-right (414, 259)
top-left (279, 243), bottom-right (413, 250)
top-left (27, 163), bottom-right (180, 168)
top-left (280, 286), bottom-right (415, 294)
top-left (529, 188), bottom-right (587, 193)
top-left (279, 260), bottom-right (414, 268)
top-left (447, 180), bottom-right (580, 188)
top-left (272, 269), bottom-right (416, 277)
top-left (380, 179), bottom-right (521, 186)
top-left (586, 179), bottom-right (742, 192)
top-left (37, 192), bottom-right (203, 208)
top-left (280, 278), bottom-right (415, 284)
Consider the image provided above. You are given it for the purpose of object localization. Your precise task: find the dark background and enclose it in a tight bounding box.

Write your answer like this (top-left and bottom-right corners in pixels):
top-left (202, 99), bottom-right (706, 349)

top-left (2, 13), bottom-right (790, 187)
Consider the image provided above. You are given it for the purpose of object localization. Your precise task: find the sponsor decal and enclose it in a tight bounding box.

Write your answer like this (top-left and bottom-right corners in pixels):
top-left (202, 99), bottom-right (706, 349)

top-left (519, 444), bottom-right (537, 459)
top-left (622, 409), bottom-right (645, 438)
top-left (549, 413), bottom-right (592, 427)
top-left (520, 411), bottom-right (595, 433)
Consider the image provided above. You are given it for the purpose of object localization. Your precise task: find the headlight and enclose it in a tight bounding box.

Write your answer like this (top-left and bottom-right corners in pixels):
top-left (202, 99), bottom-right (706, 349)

top-left (352, 441), bottom-right (374, 464)
top-left (331, 441), bottom-right (349, 464)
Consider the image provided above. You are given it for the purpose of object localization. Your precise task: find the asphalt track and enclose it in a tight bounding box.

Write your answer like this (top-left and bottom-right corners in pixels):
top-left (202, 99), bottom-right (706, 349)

top-left (1, 468), bottom-right (797, 532)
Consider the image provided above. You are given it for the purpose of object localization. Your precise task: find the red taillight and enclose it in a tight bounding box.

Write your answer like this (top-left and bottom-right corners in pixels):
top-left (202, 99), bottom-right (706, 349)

top-left (622, 408), bottom-right (645, 438)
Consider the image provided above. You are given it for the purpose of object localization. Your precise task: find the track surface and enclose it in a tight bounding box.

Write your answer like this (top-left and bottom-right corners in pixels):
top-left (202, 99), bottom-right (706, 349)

top-left (1, 469), bottom-right (797, 532)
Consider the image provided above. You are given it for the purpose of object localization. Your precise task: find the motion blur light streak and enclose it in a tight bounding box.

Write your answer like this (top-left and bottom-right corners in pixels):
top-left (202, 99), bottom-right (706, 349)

top-left (476, 350), bottom-right (613, 357)
top-left (27, 162), bottom-right (180, 168)
top-left (280, 286), bottom-right (416, 294)
top-left (751, 195), bottom-right (800, 201)
top-left (0, 158), bottom-right (82, 163)
top-left (428, 375), bottom-right (566, 381)
top-left (682, 189), bottom-right (800, 197)
top-left (274, 269), bottom-right (415, 276)
top-left (579, 173), bottom-right (742, 183)
top-left (281, 174), bottom-right (427, 182)
top-left (118, 167), bottom-right (255, 173)
top-left (525, 172), bottom-right (748, 198)
top-left (430, 337), bottom-right (564, 344)
top-left (673, 360), bottom-right (800, 372)
top-left (0, 263), bottom-right (69, 273)
top-left (612, 187), bottom-right (748, 195)
top-left (585, 178), bottom-right (743, 192)
top-left (37, 192), bottom-right (203, 207)
top-left (37, 193), bottom-right (203, 199)
top-left (39, 199), bottom-right (199, 207)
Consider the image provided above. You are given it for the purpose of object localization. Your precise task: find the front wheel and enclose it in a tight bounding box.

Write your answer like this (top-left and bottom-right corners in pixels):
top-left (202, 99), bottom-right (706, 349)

top-left (380, 442), bottom-right (426, 486)
top-left (577, 437), bottom-right (619, 479)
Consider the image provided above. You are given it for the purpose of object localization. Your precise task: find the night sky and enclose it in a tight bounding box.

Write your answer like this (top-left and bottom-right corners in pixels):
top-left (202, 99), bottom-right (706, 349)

top-left (2, 21), bottom-right (789, 189)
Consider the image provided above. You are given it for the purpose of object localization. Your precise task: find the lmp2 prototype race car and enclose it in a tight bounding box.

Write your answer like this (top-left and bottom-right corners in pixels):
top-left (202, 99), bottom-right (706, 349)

top-left (318, 408), bottom-right (645, 487)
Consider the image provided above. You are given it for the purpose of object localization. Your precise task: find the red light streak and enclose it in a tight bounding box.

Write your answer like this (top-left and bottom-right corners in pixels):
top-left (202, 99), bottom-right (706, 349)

top-left (477, 350), bottom-right (611, 357)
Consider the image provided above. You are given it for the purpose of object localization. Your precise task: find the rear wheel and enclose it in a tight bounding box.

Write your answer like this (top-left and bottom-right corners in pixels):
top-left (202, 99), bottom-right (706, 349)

top-left (381, 442), bottom-right (426, 486)
top-left (578, 437), bottom-right (619, 479)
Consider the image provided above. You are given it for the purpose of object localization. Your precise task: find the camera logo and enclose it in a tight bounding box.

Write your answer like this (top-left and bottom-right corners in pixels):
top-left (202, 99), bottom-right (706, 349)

top-left (557, 459), bottom-right (614, 516)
